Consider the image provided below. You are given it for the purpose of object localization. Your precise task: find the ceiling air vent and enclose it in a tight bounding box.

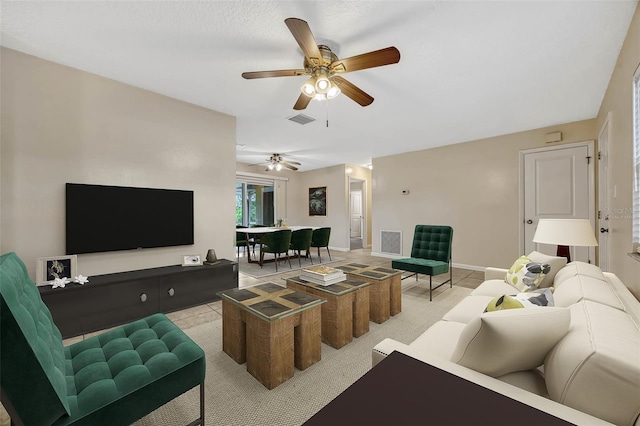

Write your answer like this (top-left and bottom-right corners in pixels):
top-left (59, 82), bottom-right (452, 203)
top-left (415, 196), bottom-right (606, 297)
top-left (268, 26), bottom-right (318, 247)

top-left (287, 114), bottom-right (315, 125)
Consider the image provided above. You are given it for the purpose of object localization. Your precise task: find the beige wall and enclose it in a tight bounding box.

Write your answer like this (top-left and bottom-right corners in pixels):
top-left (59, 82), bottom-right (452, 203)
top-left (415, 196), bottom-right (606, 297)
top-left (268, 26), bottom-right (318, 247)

top-left (372, 120), bottom-right (597, 269)
top-left (237, 162), bottom-right (373, 251)
top-left (1, 48), bottom-right (237, 279)
top-left (596, 4), bottom-right (640, 296)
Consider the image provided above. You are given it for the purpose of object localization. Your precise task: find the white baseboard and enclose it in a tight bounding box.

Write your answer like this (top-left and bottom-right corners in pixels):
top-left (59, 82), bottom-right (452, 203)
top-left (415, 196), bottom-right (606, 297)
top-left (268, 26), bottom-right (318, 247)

top-left (370, 252), bottom-right (485, 271)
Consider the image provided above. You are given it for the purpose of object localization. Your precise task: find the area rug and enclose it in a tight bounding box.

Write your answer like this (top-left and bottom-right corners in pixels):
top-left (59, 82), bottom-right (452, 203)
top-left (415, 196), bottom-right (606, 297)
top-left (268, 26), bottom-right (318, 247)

top-left (237, 251), bottom-right (345, 278)
top-left (132, 283), bottom-right (472, 426)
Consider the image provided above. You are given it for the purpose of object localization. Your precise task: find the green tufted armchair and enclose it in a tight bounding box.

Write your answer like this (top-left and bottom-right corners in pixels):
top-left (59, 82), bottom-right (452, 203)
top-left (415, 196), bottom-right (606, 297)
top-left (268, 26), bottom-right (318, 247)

top-left (0, 252), bottom-right (206, 426)
top-left (391, 225), bottom-right (453, 301)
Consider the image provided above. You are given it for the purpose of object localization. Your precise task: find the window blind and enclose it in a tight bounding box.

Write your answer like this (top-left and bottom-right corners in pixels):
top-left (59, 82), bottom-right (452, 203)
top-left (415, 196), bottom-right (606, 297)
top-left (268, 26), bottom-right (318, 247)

top-left (633, 64), bottom-right (640, 250)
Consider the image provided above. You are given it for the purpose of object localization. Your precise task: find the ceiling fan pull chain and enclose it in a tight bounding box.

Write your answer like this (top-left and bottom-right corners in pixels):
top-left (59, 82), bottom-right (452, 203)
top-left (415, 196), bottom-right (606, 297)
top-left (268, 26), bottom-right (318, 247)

top-left (326, 98), bottom-right (329, 128)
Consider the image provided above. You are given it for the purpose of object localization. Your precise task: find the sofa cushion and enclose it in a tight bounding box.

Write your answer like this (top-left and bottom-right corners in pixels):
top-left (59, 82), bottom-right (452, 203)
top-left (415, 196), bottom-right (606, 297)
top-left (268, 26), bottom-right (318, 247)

top-left (409, 320), bottom-right (467, 360)
top-left (485, 290), bottom-right (554, 312)
top-left (553, 275), bottom-right (625, 310)
top-left (527, 251), bottom-right (567, 288)
top-left (442, 295), bottom-right (495, 324)
top-left (544, 301), bottom-right (640, 426)
top-left (505, 256), bottom-right (548, 292)
top-left (450, 307), bottom-right (570, 377)
top-left (553, 261), bottom-right (606, 286)
top-left (470, 279), bottom-right (519, 297)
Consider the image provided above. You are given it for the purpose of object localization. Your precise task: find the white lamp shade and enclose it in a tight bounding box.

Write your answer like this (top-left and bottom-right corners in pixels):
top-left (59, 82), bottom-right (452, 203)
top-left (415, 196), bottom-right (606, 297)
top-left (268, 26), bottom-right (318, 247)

top-left (532, 219), bottom-right (598, 247)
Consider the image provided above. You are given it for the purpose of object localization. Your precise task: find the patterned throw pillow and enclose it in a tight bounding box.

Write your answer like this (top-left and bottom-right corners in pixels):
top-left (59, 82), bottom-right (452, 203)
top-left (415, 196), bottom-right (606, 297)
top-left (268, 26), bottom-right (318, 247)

top-left (505, 256), bottom-right (551, 292)
top-left (485, 289), bottom-right (555, 312)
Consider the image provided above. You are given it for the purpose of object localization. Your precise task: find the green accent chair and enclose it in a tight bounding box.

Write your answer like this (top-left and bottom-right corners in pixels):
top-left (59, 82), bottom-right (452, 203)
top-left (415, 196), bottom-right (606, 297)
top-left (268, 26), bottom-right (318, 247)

top-left (0, 252), bottom-right (206, 426)
top-left (311, 227), bottom-right (332, 263)
top-left (249, 224), bottom-right (269, 255)
top-left (289, 228), bottom-right (314, 267)
top-left (259, 229), bottom-right (292, 272)
top-left (391, 225), bottom-right (454, 301)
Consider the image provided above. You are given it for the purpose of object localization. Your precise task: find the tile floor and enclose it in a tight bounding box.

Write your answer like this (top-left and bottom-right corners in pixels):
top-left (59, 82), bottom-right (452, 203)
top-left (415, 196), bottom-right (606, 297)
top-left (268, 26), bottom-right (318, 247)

top-left (63, 248), bottom-right (483, 345)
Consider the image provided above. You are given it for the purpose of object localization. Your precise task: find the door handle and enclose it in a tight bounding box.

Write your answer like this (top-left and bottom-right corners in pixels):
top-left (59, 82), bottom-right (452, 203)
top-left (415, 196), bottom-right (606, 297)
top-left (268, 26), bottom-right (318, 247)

top-left (600, 228), bottom-right (609, 233)
top-left (526, 219), bottom-right (534, 224)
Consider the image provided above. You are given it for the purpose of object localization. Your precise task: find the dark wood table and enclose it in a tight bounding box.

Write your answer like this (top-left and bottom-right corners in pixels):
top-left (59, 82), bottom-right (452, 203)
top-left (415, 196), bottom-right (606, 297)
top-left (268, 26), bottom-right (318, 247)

top-left (304, 351), bottom-right (574, 426)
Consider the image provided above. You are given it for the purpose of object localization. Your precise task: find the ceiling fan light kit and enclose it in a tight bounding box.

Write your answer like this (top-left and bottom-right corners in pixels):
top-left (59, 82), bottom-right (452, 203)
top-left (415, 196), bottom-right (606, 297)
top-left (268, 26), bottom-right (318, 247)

top-left (242, 17), bottom-right (400, 110)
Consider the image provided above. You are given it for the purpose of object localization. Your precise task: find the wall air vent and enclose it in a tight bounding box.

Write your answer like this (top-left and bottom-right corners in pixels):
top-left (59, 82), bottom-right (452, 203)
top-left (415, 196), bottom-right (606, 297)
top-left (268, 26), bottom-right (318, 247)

top-left (287, 114), bottom-right (315, 125)
top-left (380, 230), bottom-right (402, 256)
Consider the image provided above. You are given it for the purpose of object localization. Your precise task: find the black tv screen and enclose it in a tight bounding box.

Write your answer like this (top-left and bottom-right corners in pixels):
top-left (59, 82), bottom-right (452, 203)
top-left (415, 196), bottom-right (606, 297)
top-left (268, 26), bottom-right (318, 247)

top-left (66, 183), bottom-right (194, 255)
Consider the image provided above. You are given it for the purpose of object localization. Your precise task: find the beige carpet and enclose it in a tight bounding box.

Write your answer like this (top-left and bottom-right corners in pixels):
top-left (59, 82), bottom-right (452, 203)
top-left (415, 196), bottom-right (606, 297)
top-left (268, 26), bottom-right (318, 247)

top-left (133, 283), bottom-right (472, 426)
top-left (237, 251), bottom-right (344, 279)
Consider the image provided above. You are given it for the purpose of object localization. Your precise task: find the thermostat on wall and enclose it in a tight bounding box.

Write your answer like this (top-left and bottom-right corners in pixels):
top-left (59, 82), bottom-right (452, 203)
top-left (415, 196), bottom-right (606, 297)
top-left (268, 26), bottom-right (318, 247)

top-left (402, 190), bottom-right (410, 195)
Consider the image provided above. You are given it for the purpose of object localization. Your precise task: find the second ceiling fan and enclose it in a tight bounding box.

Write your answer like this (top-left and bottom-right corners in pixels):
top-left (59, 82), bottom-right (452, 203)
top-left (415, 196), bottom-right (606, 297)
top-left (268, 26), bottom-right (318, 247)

top-left (242, 18), bottom-right (401, 110)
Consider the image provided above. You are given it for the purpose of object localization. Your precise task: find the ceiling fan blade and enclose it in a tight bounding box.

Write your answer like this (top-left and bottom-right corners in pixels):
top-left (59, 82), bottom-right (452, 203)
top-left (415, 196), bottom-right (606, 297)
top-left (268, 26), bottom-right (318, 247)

top-left (332, 76), bottom-right (374, 107)
top-left (285, 18), bottom-right (323, 67)
top-left (242, 69), bottom-right (307, 79)
top-left (330, 46), bottom-right (400, 73)
top-left (282, 162), bottom-right (299, 171)
top-left (293, 93), bottom-right (312, 110)
top-left (287, 161), bottom-right (301, 165)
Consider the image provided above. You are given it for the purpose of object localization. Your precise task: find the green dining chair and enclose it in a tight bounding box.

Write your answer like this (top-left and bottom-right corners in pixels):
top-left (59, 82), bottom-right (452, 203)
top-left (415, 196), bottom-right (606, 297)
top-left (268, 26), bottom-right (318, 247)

top-left (260, 229), bottom-right (292, 271)
top-left (289, 228), bottom-right (314, 267)
top-left (249, 224), bottom-right (268, 255)
top-left (311, 227), bottom-right (332, 263)
top-left (236, 227), bottom-right (248, 258)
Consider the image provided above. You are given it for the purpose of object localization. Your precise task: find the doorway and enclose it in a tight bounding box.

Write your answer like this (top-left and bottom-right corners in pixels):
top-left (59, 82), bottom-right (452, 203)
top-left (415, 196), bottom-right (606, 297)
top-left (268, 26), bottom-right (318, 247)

top-left (350, 178), bottom-right (365, 250)
top-left (520, 141), bottom-right (595, 263)
top-left (598, 114), bottom-right (611, 271)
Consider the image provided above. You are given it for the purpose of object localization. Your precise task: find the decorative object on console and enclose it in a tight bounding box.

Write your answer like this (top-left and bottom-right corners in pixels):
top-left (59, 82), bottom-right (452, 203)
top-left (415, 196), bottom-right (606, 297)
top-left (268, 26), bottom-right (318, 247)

top-left (532, 218), bottom-right (598, 262)
top-left (74, 274), bottom-right (89, 284)
top-left (204, 249), bottom-right (219, 265)
top-left (52, 277), bottom-right (71, 289)
top-left (182, 254), bottom-right (203, 266)
top-left (36, 255), bottom-right (77, 286)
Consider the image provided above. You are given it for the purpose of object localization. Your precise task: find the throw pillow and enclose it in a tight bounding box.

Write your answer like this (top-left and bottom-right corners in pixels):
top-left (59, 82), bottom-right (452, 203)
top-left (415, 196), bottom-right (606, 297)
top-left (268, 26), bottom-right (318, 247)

top-left (505, 256), bottom-right (550, 292)
top-left (527, 251), bottom-right (568, 288)
top-left (450, 307), bottom-right (571, 377)
top-left (484, 289), bottom-right (554, 312)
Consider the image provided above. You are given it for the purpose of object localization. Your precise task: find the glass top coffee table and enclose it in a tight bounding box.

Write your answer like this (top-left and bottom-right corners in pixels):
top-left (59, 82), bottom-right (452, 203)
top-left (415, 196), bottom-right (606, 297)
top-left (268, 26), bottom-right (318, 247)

top-left (335, 263), bottom-right (402, 324)
top-left (285, 276), bottom-right (371, 349)
top-left (218, 282), bottom-right (325, 389)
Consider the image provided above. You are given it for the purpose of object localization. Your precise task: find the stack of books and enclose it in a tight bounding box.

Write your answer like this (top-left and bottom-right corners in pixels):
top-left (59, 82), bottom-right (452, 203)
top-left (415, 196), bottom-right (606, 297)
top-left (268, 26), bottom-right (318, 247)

top-left (300, 265), bottom-right (346, 286)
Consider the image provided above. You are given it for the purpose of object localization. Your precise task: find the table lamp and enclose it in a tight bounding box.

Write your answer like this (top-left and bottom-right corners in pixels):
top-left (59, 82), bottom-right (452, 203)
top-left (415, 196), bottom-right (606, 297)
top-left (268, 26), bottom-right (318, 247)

top-left (532, 218), bottom-right (598, 262)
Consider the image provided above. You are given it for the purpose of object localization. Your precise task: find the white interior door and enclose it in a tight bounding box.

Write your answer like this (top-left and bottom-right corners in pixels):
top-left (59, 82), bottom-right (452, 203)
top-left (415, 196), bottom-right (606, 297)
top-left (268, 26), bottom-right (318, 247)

top-left (522, 142), bottom-right (595, 262)
top-left (350, 190), bottom-right (363, 238)
top-left (597, 116), bottom-right (611, 271)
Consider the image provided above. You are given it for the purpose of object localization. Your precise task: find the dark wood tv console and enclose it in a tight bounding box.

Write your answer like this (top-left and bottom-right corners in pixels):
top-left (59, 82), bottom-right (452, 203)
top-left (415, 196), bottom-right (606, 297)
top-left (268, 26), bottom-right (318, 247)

top-left (39, 259), bottom-right (238, 339)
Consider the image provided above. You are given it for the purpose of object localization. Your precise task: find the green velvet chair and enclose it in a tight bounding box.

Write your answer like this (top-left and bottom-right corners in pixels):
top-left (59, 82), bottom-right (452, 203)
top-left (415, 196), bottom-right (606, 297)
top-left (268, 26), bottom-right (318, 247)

top-left (289, 228), bottom-right (314, 267)
top-left (391, 225), bottom-right (454, 301)
top-left (259, 229), bottom-right (292, 272)
top-left (0, 252), bottom-right (206, 426)
top-left (310, 227), bottom-right (332, 263)
top-left (236, 226), bottom-right (249, 258)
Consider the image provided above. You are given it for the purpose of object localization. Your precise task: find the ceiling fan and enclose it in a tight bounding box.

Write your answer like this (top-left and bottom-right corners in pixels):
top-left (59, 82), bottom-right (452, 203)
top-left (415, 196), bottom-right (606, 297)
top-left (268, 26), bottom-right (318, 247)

top-left (263, 154), bottom-right (301, 171)
top-left (242, 18), bottom-right (401, 110)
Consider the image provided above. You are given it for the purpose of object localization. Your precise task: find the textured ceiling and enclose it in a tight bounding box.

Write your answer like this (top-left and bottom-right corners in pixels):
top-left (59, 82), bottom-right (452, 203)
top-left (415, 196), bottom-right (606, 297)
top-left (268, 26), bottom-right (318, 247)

top-left (1, 1), bottom-right (637, 171)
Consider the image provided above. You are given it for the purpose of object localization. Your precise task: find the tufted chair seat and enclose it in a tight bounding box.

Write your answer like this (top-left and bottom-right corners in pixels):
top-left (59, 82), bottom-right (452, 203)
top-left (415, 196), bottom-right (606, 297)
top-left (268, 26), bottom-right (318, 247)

top-left (0, 252), bottom-right (205, 426)
top-left (391, 225), bottom-right (454, 301)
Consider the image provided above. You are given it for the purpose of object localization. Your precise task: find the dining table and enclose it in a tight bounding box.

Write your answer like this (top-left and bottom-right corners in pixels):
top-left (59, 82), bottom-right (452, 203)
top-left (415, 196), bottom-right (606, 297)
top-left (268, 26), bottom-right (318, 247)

top-left (239, 226), bottom-right (317, 264)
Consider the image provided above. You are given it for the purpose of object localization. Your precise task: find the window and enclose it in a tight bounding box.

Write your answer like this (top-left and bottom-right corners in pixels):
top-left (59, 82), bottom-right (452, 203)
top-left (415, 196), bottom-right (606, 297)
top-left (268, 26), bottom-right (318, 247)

top-left (633, 64), bottom-right (640, 253)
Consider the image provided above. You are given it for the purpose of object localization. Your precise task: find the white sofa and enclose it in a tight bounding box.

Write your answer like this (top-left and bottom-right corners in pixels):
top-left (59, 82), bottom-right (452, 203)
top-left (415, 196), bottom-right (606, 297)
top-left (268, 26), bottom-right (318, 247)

top-left (373, 254), bottom-right (640, 426)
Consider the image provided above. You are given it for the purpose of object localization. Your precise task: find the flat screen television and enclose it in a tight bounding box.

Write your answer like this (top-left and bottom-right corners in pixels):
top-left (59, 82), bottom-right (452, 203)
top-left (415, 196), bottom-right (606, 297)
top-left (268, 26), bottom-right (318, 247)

top-left (66, 183), bottom-right (194, 255)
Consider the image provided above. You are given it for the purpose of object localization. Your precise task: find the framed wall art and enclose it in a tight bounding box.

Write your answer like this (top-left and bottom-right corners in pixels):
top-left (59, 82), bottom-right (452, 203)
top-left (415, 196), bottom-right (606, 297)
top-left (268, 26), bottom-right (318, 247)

top-left (36, 255), bottom-right (77, 286)
top-left (182, 254), bottom-right (203, 266)
top-left (309, 186), bottom-right (327, 216)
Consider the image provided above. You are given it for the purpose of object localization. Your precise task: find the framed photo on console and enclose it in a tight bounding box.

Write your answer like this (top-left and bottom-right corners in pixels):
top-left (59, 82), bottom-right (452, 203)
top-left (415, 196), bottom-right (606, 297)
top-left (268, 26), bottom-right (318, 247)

top-left (182, 254), bottom-right (203, 267)
top-left (36, 255), bottom-right (77, 286)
